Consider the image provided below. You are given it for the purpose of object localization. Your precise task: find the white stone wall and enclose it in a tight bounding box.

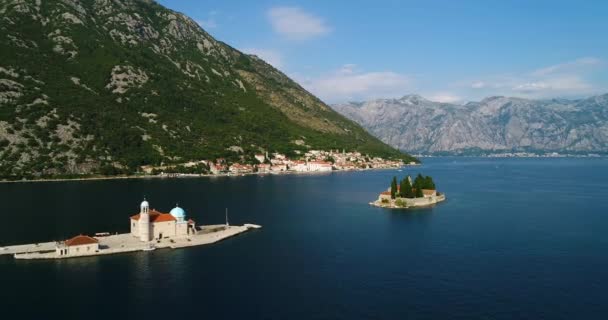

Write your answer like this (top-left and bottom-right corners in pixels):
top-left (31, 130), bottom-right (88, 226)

top-left (400, 194), bottom-right (445, 207)
top-left (176, 222), bottom-right (188, 236)
top-left (131, 219), bottom-right (190, 240)
top-left (378, 194), bottom-right (391, 201)
top-left (151, 221), bottom-right (176, 239)
top-left (130, 219), bottom-right (139, 237)
top-left (56, 243), bottom-right (99, 257)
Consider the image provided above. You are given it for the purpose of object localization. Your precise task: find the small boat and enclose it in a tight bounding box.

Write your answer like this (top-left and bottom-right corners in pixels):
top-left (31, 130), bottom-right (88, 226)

top-left (95, 232), bottom-right (110, 237)
top-left (142, 244), bottom-right (156, 252)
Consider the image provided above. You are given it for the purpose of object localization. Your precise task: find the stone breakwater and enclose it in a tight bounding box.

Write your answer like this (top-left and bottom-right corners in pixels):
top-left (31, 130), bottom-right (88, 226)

top-left (0, 224), bottom-right (261, 260)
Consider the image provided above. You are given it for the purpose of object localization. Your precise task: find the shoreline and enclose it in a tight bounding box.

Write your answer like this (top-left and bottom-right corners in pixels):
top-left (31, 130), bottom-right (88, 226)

top-left (1, 224), bottom-right (261, 260)
top-left (370, 194), bottom-right (446, 209)
top-left (0, 165), bottom-right (415, 184)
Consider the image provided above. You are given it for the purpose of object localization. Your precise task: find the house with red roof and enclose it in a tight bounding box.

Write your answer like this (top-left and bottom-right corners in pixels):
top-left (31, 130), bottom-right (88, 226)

top-left (55, 235), bottom-right (99, 257)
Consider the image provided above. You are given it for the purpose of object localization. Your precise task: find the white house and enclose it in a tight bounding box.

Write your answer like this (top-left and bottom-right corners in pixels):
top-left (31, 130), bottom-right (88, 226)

top-left (55, 235), bottom-right (99, 257)
top-left (308, 161), bottom-right (333, 172)
top-left (254, 154), bottom-right (266, 163)
top-left (290, 160), bottom-right (308, 172)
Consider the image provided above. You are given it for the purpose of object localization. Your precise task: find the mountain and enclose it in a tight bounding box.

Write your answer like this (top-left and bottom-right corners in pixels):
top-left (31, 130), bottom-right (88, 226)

top-left (332, 94), bottom-right (608, 155)
top-left (0, 0), bottom-right (412, 180)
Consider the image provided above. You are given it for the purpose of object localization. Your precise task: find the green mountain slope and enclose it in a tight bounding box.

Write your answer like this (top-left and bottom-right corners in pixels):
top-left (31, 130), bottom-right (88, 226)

top-left (0, 0), bottom-right (414, 179)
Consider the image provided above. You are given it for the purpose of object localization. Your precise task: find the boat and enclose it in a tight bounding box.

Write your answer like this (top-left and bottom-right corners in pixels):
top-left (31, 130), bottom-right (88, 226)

top-left (95, 232), bottom-right (110, 237)
top-left (142, 244), bottom-right (156, 252)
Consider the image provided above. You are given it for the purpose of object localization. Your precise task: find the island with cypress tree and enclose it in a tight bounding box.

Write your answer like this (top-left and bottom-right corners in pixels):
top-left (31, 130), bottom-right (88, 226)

top-left (371, 174), bottom-right (446, 208)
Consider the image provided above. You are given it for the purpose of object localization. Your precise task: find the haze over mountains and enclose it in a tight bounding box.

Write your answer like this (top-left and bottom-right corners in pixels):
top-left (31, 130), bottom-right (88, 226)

top-left (0, 0), bottom-right (409, 179)
top-left (333, 94), bottom-right (608, 155)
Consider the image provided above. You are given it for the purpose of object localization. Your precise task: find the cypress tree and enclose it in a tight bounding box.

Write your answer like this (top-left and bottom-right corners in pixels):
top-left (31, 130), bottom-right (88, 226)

top-left (415, 186), bottom-right (423, 198)
top-left (413, 173), bottom-right (424, 190)
top-left (399, 178), bottom-right (406, 198)
top-left (426, 176), bottom-right (436, 190)
top-left (404, 177), bottom-right (414, 198)
top-left (390, 176), bottom-right (398, 199)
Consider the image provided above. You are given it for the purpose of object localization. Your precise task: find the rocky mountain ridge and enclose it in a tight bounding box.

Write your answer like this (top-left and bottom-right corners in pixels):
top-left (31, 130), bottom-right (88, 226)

top-left (333, 94), bottom-right (608, 155)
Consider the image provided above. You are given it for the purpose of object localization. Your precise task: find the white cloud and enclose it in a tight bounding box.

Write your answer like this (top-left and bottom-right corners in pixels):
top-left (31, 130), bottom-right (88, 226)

top-left (427, 93), bottom-right (462, 103)
top-left (297, 64), bottom-right (411, 103)
top-left (471, 81), bottom-right (486, 89)
top-left (196, 10), bottom-right (219, 29)
top-left (243, 48), bottom-right (284, 68)
top-left (267, 7), bottom-right (330, 40)
top-left (196, 19), bottom-right (217, 29)
top-left (530, 57), bottom-right (602, 77)
top-left (512, 76), bottom-right (591, 94)
top-left (466, 57), bottom-right (604, 99)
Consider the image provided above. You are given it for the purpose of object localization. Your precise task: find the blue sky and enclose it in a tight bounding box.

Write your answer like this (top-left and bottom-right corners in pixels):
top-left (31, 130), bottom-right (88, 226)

top-left (157, 0), bottom-right (608, 103)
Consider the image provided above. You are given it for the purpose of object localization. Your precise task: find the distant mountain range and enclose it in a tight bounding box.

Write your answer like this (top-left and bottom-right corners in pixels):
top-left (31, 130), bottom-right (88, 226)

top-left (332, 94), bottom-right (608, 155)
top-left (0, 0), bottom-right (410, 179)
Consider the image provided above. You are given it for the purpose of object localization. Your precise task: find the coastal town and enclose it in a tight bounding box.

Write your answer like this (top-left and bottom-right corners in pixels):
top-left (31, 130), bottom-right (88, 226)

top-left (371, 174), bottom-right (446, 209)
top-left (142, 150), bottom-right (415, 177)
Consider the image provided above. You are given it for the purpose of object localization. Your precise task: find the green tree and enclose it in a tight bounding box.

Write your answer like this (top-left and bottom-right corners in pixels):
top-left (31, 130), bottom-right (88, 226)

top-left (413, 173), bottom-right (424, 190)
top-left (403, 177), bottom-right (414, 198)
top-left (399, 178), bottom-right (406, 198)
top-left (395, 198), bottom-right (407, 207)
top-left (390, 176), bottom-right (398, 199)
top-left (422, 176), bottom-right (435, 189)
top-left (415, 187), bottom-right (423, 198)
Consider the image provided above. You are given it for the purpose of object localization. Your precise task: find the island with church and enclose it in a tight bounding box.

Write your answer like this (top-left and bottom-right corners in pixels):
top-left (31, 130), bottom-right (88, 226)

top-left (371, 174), bottom-right (446, 209)
top-left (0, 199), bottom-right (261, 260)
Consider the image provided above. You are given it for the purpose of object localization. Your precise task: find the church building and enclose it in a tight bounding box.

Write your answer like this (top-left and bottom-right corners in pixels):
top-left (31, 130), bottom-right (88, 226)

top-left (130, 199), bottom-right (197, 242)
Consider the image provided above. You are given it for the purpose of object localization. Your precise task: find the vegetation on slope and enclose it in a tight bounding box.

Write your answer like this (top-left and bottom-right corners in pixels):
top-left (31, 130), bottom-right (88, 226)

top-left (0, 0), bottom-right (414, 180)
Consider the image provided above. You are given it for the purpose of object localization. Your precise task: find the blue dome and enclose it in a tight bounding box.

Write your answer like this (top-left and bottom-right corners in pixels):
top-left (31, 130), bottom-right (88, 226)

top-left (170, 206), bottom-right (186, 219)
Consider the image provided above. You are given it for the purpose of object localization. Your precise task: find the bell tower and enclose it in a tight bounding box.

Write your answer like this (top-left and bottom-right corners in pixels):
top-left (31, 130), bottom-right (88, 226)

top-left (139, 198), bottom-right (150, 242)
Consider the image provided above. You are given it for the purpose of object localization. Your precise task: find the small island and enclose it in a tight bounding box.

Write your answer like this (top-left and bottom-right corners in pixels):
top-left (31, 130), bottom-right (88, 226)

top-left (0, 199), bottom-right (261, 260)
top-left (371, 174), bottom-right (446, 209)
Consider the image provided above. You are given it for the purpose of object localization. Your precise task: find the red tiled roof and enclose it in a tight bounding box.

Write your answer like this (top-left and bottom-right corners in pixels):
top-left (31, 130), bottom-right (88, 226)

top-left (65, 235), bottom-right (98, 246)
top-left (131, 209), bottom-right (177, 223)
top-left (422, 189), bottom-right (436, 195)
top-left (153, 213), bottom-right (177, 222)
top-left (380, 191), bottom-right (391, 195)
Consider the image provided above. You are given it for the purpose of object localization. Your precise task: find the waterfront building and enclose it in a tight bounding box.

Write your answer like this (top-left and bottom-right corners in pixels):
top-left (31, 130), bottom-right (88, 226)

top-left (255, 154), bottom-right (266, 163)
top-left (130, 200), bottom-right (197, 242)
top-left (270, 164), bottom-right (287, 172)
top-left (55, 235), bottom-right (99, 257)
top-left (290, 160), bottom-right (308, 172)
top-left (379, 191), bottom-right (392, 201)
top-left (257, 163), bottom-right (271, 173)
top-left (307, 161), bottom-right (333, 172)
top-left (229, 163), bottom-right (254, 174)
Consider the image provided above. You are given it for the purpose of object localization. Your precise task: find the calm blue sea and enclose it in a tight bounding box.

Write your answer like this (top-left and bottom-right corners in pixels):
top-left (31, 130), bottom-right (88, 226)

top-left (1, 157), bottom-right (607, 319)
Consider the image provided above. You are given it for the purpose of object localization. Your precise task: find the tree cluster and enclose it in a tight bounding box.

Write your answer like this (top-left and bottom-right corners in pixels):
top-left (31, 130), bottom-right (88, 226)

top-left (389, 173), bottom-right (436, 199)
top-left (413, 173), bottom-right (436, 190)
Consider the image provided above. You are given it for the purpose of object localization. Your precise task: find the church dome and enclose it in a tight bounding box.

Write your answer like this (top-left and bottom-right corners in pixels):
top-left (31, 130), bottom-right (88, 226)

top-left (170, 206), bottom-right (186, 219)
top-left (140, 200), bottom-right (149, 208)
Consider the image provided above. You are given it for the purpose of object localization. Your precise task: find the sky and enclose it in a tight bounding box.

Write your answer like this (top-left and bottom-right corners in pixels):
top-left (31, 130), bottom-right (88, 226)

top-left (157, 0), bottom-right (608, 104)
